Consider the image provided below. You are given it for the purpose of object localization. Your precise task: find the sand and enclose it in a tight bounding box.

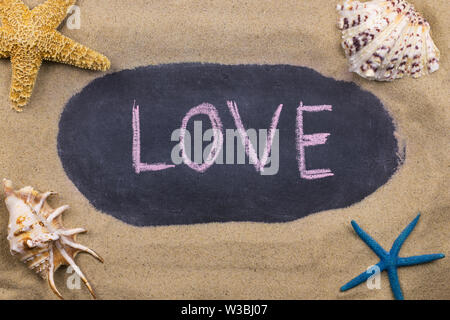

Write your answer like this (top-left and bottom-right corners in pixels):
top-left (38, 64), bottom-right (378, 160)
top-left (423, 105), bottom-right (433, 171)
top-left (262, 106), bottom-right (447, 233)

top-left (0, 0), bottom-right (448, 299)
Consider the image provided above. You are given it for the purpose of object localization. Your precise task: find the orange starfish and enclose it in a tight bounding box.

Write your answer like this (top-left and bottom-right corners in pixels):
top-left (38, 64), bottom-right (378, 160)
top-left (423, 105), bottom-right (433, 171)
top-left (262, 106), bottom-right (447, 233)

top-left (0, 0), bottom-right (110, 111)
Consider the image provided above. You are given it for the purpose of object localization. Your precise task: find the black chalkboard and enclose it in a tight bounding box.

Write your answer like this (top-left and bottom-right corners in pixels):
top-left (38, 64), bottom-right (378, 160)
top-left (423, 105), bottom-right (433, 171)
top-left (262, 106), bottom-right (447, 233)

top-left (57, 63), bottom-right (402, 226)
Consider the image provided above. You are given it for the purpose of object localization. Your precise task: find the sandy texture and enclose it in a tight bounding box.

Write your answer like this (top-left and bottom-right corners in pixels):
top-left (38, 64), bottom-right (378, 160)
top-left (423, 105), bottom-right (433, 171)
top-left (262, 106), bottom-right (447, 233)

top-left (0, 0), bottom-right (448, 299)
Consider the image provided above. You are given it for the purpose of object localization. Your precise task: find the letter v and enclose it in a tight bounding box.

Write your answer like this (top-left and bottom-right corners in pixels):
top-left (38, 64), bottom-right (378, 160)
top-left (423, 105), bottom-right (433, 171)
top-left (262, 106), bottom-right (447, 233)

top-left (227, 101), bottom-right (283, 172)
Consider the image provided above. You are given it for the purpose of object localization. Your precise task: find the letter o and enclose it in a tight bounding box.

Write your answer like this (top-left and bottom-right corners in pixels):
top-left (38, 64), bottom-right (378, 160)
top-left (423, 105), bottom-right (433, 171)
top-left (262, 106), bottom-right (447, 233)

top-left (179, 103), bottom-right (223, 173)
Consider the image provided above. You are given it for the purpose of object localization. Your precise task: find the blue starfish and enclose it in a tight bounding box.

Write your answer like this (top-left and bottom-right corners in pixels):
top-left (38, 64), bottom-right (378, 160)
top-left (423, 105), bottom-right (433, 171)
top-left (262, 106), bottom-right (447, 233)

top-left (341, 213), bottom-right (445, 300)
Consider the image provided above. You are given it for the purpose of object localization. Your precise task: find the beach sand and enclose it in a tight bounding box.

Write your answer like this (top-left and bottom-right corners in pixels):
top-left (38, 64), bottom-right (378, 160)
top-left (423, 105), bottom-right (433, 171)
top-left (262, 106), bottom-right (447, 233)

top-left (0, 0), bottom-right (448, 299)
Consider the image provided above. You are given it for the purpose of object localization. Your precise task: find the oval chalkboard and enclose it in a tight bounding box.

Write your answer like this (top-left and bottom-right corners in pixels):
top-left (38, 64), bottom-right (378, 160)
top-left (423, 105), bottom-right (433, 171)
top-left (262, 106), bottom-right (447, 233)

top-left (58, 63), bottom-right (402, 226)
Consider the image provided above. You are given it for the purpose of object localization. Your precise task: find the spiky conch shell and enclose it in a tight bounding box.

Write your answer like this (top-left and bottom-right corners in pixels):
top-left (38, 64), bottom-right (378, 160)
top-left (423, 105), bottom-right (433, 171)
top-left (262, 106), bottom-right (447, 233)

top-left (2, 179), bottom-right (103, 299)
top-left (337, 0), bottom-right (440, 81)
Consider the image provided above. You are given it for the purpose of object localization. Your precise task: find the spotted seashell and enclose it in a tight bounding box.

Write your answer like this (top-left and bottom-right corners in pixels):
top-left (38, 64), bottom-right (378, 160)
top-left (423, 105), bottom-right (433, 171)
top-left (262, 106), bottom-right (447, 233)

top-left (337, 0), bottom-right (440, 81)
top-left (2, 179), bottom-right (103, 299)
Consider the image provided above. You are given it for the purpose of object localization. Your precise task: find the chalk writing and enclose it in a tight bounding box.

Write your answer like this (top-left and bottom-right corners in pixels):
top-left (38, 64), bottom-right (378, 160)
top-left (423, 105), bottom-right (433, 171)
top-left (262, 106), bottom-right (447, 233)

top-left (132, 100), bottom-right (333, 180)
top-left (132, 101), bottom-right (175, 173)
top-left (227, 101), bottom-right (283, 174)
top-left (296, 103), bottom-right (334, 179)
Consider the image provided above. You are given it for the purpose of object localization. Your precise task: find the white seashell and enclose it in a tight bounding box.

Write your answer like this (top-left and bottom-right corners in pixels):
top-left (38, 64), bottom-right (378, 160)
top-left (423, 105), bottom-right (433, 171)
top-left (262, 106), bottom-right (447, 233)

top-left (2, 179), bottom-right (103, 299)
top-left (336, 0), bottom-right (440, 81)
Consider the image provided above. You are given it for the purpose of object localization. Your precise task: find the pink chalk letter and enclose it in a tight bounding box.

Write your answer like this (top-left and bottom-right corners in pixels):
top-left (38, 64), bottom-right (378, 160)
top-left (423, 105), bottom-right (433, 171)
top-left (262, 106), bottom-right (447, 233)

top-left (132, 101), bottom-right (176, 174)
top-left (180, 103), bottom-right (224, 173)
top-left (227, 100), bottom-right (283, 172)
top-left (296, 102), bottom-right (334, 180)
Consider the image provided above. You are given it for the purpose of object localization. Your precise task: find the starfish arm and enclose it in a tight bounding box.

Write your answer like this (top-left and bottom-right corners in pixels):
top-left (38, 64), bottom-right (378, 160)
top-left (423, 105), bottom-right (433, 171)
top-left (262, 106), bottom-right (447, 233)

top-left (42, 31), bottom-right (110, 71)
top-left (31, 0), bottom-right (76, 29)
top-left (390, 214), bottom-right (421, 257)
top-left (0, 0), bottom-right (30, 27)
top-left (340, 262), bottom-right (385, 292)
top-left (0, 28), bottom-right (11, 58)
top-left (351, 220), bottom-right (388, 259)
top-left (0, 51), bottom-right (11, 58)
top-left (9, 50), bottom-right (43, 111)
top-left (397, 254), bottom-right (445, 267)
top-left (387, 267), bottom-right (404, 300)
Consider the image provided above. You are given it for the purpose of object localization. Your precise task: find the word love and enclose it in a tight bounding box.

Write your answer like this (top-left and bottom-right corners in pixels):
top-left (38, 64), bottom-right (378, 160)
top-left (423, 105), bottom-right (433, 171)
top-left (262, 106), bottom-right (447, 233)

top-left (132, 100), bottom-right (333, 179)
top-left (58, 63), bottom-right (400, 226)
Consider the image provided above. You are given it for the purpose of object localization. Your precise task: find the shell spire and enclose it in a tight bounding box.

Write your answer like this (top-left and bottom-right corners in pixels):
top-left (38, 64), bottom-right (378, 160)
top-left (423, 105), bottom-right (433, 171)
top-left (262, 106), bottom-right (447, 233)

top-left (337, 0), bottom-right (440, 81)
top-left (2, 179), bottom-right (103, 299)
